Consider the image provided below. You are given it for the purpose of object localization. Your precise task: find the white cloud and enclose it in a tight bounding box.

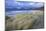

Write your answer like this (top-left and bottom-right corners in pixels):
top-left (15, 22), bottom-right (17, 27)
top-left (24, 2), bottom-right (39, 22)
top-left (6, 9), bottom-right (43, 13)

top-left (32, 3), bottom-right (44, 8)
top-left (16, 0), bottom-right (44, 2)
top-left (6, 0), bottom-right (44, 8)
top-left (29, 3), bottom-right (35, 5)
top-left (16, 7), bottom-right (21, 9)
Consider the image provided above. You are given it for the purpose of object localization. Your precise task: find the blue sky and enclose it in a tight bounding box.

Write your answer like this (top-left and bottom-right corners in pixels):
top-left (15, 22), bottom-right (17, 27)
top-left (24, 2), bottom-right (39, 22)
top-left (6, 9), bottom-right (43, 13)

top-left (5, 0), bottom-right (44, 16)
top-left (6, 0), bottom-right (44, 10)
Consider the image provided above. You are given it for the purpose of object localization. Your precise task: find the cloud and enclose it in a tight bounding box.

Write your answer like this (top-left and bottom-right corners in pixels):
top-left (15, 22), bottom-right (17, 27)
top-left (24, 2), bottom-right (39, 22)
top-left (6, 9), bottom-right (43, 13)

top-left (5, 0), bottom-right (44, 9)
top-left (16, 0), bottom-right (44, 2)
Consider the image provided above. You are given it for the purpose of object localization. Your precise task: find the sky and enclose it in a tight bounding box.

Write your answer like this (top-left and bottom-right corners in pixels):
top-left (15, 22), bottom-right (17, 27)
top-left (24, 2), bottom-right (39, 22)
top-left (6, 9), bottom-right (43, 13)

top-left (16, 0), bottom-right (44, 2)
top-left (5, 0), bottom-right (44, 10)
top-left (5, 0), bottom-right (44, 16)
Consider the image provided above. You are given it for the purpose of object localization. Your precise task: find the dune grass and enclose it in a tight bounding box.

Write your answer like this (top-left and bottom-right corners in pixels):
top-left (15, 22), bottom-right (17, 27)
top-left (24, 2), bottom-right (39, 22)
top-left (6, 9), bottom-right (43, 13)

top-left (5, 11), bottom-right (44, 31)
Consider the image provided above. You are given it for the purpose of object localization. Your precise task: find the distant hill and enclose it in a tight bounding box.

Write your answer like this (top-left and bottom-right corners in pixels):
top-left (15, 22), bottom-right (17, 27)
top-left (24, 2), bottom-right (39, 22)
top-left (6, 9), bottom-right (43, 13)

top-left (5, 6), bottom-right (44, 11)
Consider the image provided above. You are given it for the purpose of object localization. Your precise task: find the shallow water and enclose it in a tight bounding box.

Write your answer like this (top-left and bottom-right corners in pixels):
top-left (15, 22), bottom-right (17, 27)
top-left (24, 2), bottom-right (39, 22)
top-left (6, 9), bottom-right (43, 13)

top-left (6, 10), bottom-right (42, 16)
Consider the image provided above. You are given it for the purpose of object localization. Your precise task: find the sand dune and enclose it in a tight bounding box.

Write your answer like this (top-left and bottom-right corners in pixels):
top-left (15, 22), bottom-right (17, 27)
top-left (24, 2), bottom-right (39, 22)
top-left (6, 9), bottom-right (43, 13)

top-left (5, 10), bottom-right (44, 31)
